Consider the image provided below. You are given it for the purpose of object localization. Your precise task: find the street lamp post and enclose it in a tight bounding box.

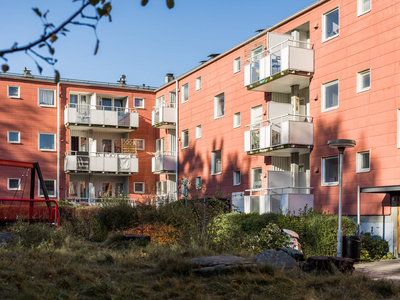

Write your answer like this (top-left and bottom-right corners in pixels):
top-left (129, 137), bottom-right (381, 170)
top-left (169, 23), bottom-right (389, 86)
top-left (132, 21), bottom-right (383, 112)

top-left (328, 139), bottom-right (356, 257)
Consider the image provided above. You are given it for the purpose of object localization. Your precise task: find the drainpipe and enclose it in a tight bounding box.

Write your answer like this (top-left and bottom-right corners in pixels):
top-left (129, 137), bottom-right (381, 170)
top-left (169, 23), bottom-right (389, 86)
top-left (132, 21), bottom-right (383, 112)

top-left (57, 82), bottom-right (60, 200)
top-left (175, 79), bottom-right (179, 201)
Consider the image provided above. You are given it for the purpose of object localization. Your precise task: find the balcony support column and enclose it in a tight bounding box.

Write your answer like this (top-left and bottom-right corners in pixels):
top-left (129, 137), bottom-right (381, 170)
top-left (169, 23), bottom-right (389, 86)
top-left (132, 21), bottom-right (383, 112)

top-left (290, 84), bottom-right (300, 116)
top-left (291, 152), bottom-right (299, 193)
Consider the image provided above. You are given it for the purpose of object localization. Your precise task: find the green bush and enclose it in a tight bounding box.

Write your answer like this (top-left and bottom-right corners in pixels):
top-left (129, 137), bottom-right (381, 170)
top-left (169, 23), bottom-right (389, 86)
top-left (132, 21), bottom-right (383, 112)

top-left (95, 201), bottom-right (139, 232)
top-left (361, 232), bottom-right (392, 261)
top-left (243, 223), bottom-right (289, 254)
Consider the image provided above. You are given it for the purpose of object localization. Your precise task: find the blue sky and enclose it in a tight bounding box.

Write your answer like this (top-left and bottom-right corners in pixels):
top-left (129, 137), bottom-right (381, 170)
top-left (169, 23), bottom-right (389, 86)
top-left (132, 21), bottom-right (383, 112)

top-left (1, 0), bottom-right (316, 87)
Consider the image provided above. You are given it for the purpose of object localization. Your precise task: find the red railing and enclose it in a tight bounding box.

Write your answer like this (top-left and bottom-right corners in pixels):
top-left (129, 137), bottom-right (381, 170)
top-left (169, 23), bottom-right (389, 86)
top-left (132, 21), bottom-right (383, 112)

top-left (0, 198), bottom-right (59, 227)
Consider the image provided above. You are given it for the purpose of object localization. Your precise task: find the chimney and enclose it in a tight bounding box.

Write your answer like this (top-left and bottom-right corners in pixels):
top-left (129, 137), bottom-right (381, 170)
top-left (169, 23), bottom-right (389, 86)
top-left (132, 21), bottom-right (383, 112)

top-left (165, 73), bottom-right (174, 84)
top-left (117, 75), bottom-right (126, 86)
top-left (22, 67), bottom-right (34, 78)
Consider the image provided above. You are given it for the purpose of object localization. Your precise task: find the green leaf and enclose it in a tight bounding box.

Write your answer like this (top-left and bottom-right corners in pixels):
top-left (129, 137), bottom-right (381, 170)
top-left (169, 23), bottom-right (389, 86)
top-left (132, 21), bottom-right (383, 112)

top-left (89, 0), bottom-right (100, 5)
top-left (94, 39), bottom-right (99, 55)
top-left (166, 0), bottom-right (174, 9)
top-left (32, 8), bottom-right (42, 17)
top-left (2, 64), bottom-right (9, 73)
top-left (141, 0), bottom-right (149, 6)
top-left (54, 70), bottom-right (60, 84)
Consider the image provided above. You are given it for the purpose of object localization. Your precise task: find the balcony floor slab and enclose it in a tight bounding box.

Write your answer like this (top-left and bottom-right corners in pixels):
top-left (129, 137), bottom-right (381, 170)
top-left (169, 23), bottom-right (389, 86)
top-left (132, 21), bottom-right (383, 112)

top-left (248, 72), bottom-right (311, 93)
top-left (247, 145), bottom-right (312, 157)
top-left (66, 124), bottom-right (136, 133)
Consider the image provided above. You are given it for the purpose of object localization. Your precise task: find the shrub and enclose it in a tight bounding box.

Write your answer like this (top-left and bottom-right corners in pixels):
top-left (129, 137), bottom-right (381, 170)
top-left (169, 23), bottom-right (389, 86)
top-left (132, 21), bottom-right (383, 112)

top-left (59, 206), bottom-right (101, 240)
top-left (243, 223), bottom-right (289, 254)
top-left (95, 200), bottom-right (139, 233)
top-left (361, 232), bottom-right (392, 261)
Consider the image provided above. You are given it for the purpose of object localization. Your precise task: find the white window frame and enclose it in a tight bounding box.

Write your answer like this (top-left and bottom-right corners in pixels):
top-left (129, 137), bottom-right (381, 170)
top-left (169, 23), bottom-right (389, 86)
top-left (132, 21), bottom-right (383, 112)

top-left (357, 69), bottom-right (371, 93)
top-left (251, 167), bottom-right (262, 189)
top-left (7, 131), bottom-right (20, 143)
top-left (181, 178), bottom-right (189, 197)
top-left (181, 129), bottom-right (189, 149)
top-left (357, 0), bottom-right (371, 17)
top-left (134, 97), bottom-right (145, 109)
top-left (233, 170), bottom-right (241, 186)
top-left (234, 112), bottom-right (241, 128)
top-left (7, 85), bottom-right (20, 98)
top-left (134, 182), bottom-right (145, 194)
top-left (321, 156), bottom-right (339, 186)
top-left (136, 139), bottom-right (145, 150)
top-left (196, 125), bottom-right (202, 139)
top-left (211, 150), bottom-right (222, 175)
top-left (38, 179), bottom-right (57, 197)
top-left (233, 57), bottom-right (241, 73)
top-left (7, 178), bottom-right (21, 191)
top-left (181, 83), bottom-right (189, 103)
top-left (195, 177), bottom-right (202, 190)
top-left (214, 93), bottom-right (225, 119)
top-left (357, 150), bottom-right (370, 173)
top-left (38, 133), bottom-right (56, 151)
top-left (322, 7), bottom-right (340, 43)
top-left (321, 79), bottom-right (339, 113)
top-left (196, 77), bottom-right (202, 91)
top-left (38, 88), bottom-right (56, 107)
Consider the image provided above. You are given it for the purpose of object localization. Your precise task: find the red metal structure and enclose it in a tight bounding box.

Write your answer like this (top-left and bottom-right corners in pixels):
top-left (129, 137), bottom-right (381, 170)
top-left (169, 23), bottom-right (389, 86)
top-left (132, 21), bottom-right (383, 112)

top-left (0, 159), bottom-right (59, 227)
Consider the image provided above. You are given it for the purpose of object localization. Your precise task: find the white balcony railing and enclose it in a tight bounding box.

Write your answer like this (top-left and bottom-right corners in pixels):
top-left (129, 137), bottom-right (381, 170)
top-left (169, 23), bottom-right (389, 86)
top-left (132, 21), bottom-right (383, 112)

top-left (152, 151), bottom-right (176, 173)
top-left (152, 103), bottom-right (176, 128)
top-left (244, 39), bottom-right (314, 89)
top-left (64, 150), bottom-right (138, 174)
top-left (244, 113), bottom-right (314, 154)
top-left (64, 103), bottom-right (139, 128)
top-left (66, 197), bottom-right (136, 207)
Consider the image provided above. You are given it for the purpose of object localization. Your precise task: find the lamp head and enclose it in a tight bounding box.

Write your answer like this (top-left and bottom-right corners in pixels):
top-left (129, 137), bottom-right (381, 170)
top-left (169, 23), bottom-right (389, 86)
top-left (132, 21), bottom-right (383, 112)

top-left (328, 139), bottom-right (356, 149)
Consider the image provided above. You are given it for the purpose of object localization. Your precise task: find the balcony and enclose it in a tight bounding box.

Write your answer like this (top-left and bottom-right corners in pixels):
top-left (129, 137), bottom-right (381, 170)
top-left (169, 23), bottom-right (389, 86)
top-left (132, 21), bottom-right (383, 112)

top-left (152, 151), bottom-right (176, 174)
top-left (66, 197), bottom-right (136, 207)
top-left (64, 151), bottom-right (138, 174)
top-left (152, 104), bottom-right (176, 129)
top-left (64, 104), bottom-right (139, 131)
top-left (244, 39), bottom-right (314, 93)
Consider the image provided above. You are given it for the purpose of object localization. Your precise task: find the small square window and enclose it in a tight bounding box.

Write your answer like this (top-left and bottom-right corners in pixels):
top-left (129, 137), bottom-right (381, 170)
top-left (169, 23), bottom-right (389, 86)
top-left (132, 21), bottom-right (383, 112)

top-left (357, 151), bottom-right (370, 173)
top-left (7, 86), bottom-right (20, 98)
top-left (38, 88), bottom-right (56, 107)
top-left (234, 112), bottom-right (241, 128)
top-left (39, 133), bottom-right (56, 151)
top-left (357, 69), bottom-right (371, 93)
top-left (181, 178), bottom-right (189, 197)
top-left (214, 93), bottom-right (225, 119)
top-left (323, 7), bottom-right (339, 42)
top-left (7, 131), bottom-right (20, 143)
top-left (211, 150), bottom-right (222, 175)
top-left (182, 130), bottom-right (189, 149)
top-left (39, 179), bottom-right (56, 197)
top-left (134, 182), bottom-right (145, 193)
top-left (234, 57), bottom-right (241, 73)
top-left (251, 168), bottom-right (262, 189)
top-left (322, 80), bottom-right (339, 112)
top-left (181, 83), bottom-right (189, 103)
top-left (233, 171), bottom-right (241, 186)
top-left (134, 97), bottom-right (145, 108)
top-left (196, 77), bottom-right (202, 91)
top-left (196, 125), bottom-right (202, 139)
top-left (136, 139), bottom-right (145, 150)
top-left (358, 0), bottom-right (371, 16)
top-left (321, 156), bottom-right (339, 186)
top-left (195, 177), bottom-right (202, 190)
top-left (7, 178), bottom-right (21, 190)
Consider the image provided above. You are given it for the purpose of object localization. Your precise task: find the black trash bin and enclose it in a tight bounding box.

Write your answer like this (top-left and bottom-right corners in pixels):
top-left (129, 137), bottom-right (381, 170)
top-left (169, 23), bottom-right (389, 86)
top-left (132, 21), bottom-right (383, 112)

top-left (344, 236), bottom-right (362, 262)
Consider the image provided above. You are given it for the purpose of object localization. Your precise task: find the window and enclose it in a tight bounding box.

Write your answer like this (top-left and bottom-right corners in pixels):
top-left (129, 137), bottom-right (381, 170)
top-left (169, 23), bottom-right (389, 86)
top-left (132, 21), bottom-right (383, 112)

top-left (251, 105), bottom-right (263, 125)
top-left (234, 57), bottom-right (241, 73)
top-left (357, 69), bottom-right (371, 93)
top-left (358, 0), bottom-right (371, 16)
top-left (196, 77), bottom-right (202, 90)
top-left (39, 180), bottom-right (56, 197)
top-left (357, 151), bottom-right (370, 173)
top-left (322, 80), bottom-right (339, 112)
top-left (7, 178), bottom-right (21, 191)
top-left (181, 83), bottom-right (189, 103)
top-left (211, 150), bottom-right (222, 175)
top-left (251, 168), bottom-right (262, 189)
top-left (195, 177), bottom-right (202, 190)
top-left (214, 93), bottom-right (225, 119)
top-left (181, 178), bottom-right (189, 197)
top-left (38, 133), bottom-right (56, 151)
top-left (181, 129), bottom-right (189, 149)
top-left (322, 156), bottom-right (339, 186)
top-left (102, 183), bottom-right (113, 197)
top-left (196, 125), bottom-right (202, 139)
top-left (156, 180), bottom-right (168, 196)
top-left (7, 86), bottom-right (20, 98)
top-left (134, 182), bottom-right (145, 193)
top-left (134, 97), bottom-right (145, 108)
top-left (233, 171), bottom-right (241, 186)
top-left (38, 88), bottom-right (56, 107)
top-left (323, 7), bottom-right (339, 42)
top-left (102, 139), bottom-right (112, 152)
top-left (136, 139), bottom-right (145, 150)
top-left (7, 131), bottom-right (20, 143)
top-left (234, 112), bottom-right (241, 128)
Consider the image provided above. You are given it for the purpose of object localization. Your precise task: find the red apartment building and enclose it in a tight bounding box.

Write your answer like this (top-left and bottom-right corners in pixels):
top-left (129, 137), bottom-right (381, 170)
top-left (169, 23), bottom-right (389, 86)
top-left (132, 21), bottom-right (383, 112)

top-left (1, 0), bottom-right (400, 255)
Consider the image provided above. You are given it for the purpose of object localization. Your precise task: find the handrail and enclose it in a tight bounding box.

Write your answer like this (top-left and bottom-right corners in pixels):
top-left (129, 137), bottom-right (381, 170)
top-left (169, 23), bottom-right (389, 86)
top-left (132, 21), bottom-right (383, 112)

top-left (245, 39), bottom-right (314, 62)
top-left (65, 197), bottom-right (136, 206)
top-left (64, 102), bottom-right (137, 113)
top-left (65, 150), bottom-right (137, 158)
top-left (154, 150), bottom-right (176, 157)
top-left (246, 113), bottom-right (313, 128)
top-left (153, 102), bottom-right (176, 109)
top-left (246, 186), bottom-right (314, 195)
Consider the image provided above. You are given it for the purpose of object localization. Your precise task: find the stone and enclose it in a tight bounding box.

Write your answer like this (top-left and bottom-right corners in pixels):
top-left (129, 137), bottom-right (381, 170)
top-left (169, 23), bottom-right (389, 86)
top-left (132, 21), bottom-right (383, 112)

top-left (254, 250), bottom-right (297, 269)
top-left (275, 247), bottom-right (304, 261)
